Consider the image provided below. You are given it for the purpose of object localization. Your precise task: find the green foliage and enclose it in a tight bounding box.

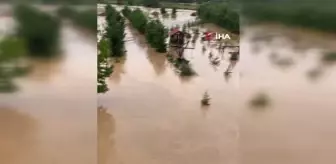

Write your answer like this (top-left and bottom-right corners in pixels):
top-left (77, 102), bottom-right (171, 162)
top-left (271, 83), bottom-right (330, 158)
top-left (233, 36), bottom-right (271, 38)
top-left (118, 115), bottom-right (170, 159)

top-left (57, 6), bottom-right (96, 32)
top-left (160, 7), bottom-right (167, 14)
top-left (168, 57), bottom-right (196, 77)
top-left (127, 8), bottom-right (148, 34)
top-left (98, 39), bottom-right (113, 93)
top-left (143, 0), bottom-right (160, 7)
top-left (14, 4), bottom-right (60, 57)
top-left (124, 7), bottom-right (167, 53)
top-left (198, 2), bottom-right (239, 34)
top-left (0, 36), bottom-right (27, 93)
top-left (127, 0), bottom-right (135, 5)
top-left (105, 5), bottom-right (126, 57)
top-left (121, 6), bottom-right (131, 17)
top-left (242, 2), bottom-right (336, 32)
top-left (57, 5), bottom-right (75, 18)
top-left (322, 52), bottom-right (336, 64)
top-left (145, 20), bottom-right (168, 53)
top-left (171, 7), bottom-right (177, 15)
top-left (73, 9), bottom-right (97, 32)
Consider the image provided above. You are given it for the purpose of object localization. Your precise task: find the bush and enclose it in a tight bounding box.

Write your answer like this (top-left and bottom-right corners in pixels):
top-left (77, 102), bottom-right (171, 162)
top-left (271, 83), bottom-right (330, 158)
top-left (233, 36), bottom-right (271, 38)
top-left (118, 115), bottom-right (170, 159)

top-left (198, 2), bottom-right (239, 34)
top-left (160, 7), bottom-right (167, 14)
top-left (145, 20), bottom-right (168, 53)
top-left (14, 4), bottom-right (60, 57)
top-left (124, 7), bottom-right (167, 52)
top-left (98, 39), bottom-right (113, 93)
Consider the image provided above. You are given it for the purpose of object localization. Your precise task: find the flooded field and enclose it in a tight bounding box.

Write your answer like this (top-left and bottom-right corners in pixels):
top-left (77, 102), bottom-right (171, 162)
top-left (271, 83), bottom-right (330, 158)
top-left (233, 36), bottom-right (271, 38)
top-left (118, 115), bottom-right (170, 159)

top-left (0, 12), bottom-right (96, 164)
top-left (99, 5), bottom-right (336, 164)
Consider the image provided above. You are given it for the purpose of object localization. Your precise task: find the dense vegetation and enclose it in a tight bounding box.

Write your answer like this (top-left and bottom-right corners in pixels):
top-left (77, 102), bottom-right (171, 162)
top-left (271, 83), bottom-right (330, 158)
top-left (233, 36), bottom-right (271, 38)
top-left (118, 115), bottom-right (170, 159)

top-left (242, 2), bottom-right (336, 32)
top-left (145, 20), bottom-right (168, 53)
top-left (197, 2), bottom-right (239, 34)
top-left (0, 36), bottom-right (27, 92)
top-left (97, 38), bottom-right (113, 93)
top-left (105, 5), bottom-right (126, 57)
top-left (123, 7), bottom-right (168, 53)
top-left (57, 6), bottom-right (96, 32)
top-left (142, 0), bottom-right (160, 7)
top-left (14, 4), bottom-right (60, 57)
top-left (124, 8), bottom-right (148, 34)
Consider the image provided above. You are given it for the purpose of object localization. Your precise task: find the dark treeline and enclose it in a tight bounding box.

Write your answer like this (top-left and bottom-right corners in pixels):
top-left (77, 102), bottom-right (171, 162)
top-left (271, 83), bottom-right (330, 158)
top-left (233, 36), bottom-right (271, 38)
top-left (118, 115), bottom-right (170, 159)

top-left (197, 2), bottom-right (239, 34)
top-left (105, 5), bottom-right (126, 57)
top-left (57, 5), bottom-right (96, 32)
top-left (14, 4), bottom-right (60, 57)
top-left (242, 2), bottom-right (336, 32)
top-left (122, 6), bottom-right (168, 53)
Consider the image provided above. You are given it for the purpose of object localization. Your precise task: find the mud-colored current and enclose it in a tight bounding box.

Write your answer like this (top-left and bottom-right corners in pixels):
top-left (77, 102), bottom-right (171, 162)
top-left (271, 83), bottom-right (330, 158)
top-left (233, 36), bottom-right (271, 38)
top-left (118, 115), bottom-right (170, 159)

top-left (0, 13), bottom-right (96, 164)
top-left (98, 6), bottom-right (336, 164)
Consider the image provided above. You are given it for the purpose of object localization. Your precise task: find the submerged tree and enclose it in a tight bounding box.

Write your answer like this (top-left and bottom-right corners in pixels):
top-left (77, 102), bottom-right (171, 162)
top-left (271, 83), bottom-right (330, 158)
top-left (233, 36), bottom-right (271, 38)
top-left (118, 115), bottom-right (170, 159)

top-left (145, 20), bottom-right (168, 53)
top-left (0, 36), bottom-right (27, 92)
top-left (160, 7), bottom-right (167, 14)
top-left (98, 39), bottom-right (113, 93)
top-left (105, 5), bottom-right (126, 57)
top-left (171, 7), bottom-right (177, 15)
top-left (14, 4), bottom-right (60, 57)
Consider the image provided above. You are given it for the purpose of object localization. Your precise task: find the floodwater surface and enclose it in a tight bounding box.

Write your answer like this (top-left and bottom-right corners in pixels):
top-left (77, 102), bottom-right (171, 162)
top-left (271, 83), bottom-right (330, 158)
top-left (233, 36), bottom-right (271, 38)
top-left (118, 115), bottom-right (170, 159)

top-left (98, 6), bottom-right (336, 164)
top-left (0, 13), bottom-right (96, 164)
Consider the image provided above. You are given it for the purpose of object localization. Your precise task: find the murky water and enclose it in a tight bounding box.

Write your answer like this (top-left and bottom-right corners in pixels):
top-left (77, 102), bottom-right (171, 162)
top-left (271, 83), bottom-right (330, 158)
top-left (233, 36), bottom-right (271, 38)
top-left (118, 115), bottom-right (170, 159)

top-left (98, 6), bottom-right (336, 164)
top-left (0, 11), bottom-right (96, 164)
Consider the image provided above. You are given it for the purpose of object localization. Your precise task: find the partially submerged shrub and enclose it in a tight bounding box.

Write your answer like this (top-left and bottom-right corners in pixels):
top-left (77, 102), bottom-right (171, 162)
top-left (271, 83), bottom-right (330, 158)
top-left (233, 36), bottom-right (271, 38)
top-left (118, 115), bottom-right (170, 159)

top-left (201, 92), bottom-right (210, 106)
top-left (321, 52), bottom-right (336, 64)
top-left (249, 93), bottom-right (271, 109)
top-left (14, 4), bottom-right (60, 57)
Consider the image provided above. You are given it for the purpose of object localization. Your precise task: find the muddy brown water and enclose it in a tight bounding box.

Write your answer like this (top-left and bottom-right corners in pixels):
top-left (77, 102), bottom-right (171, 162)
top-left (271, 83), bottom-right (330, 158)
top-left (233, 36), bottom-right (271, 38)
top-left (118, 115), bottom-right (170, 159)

top-left (98, 6), bottom-right (336, 164)
top-left (0, 15), bottom-right (96, 164)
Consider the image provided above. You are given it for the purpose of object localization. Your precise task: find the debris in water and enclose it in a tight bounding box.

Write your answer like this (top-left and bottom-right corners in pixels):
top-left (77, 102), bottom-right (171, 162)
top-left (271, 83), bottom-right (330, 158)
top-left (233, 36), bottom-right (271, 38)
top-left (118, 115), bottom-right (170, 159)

top-left (249, 93), bottom-right (271, 109)
top-left (307, 67), bottom-right (323, 81)
top-left (201, 92), bottom-right (211, 106)
top-left (202, 45), bottom-right (206, 52)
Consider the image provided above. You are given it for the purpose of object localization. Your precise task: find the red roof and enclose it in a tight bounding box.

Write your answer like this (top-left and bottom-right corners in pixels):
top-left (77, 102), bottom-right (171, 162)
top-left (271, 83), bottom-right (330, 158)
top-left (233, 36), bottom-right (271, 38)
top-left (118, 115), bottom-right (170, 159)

top-left (169, 28), bottom-right (181, 36)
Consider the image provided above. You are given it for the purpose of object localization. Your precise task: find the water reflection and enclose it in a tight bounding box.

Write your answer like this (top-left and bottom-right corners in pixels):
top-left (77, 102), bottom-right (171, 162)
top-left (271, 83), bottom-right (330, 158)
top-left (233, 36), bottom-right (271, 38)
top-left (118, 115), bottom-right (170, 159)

top-left (0, 108), bottom-right (37, 164)
top-left (98, 106), bottom-right (116, 164)
top-left (109, 57), bottom-right (126, 84)
top-left (146, 47), bottom-right (167, 76)
top-left (26, 57), bottom-right (63, 81)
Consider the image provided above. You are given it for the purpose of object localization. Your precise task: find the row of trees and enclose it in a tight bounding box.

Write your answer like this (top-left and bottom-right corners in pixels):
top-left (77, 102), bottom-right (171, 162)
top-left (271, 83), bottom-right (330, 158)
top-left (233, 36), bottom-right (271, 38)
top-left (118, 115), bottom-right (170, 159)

top-left (122, 7), bottom-right (168, 53)
top-left (145, 20), bottom-right (168, 53)
top-left (0, 37), bottom-right (27, 92)
top-left (98, 5), bottom-right (126, 93)
top-left (105, 5), bottom-right (126, 57)
top-left (97, 38), bottom-right (113, 93)
top-left (14, 4), bottom-right (61, 57)
top-left (197, 2), bottom-right (239, 34)
top-left (57, 6), bottom-right (96, 32)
